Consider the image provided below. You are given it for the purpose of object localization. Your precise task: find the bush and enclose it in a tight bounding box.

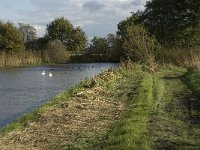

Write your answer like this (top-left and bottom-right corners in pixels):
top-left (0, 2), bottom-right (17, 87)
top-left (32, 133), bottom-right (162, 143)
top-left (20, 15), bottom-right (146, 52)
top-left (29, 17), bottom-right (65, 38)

top-left (43, 40), bottom-right (69, 63)
top-left (121, 24), bottom-right (160, 64)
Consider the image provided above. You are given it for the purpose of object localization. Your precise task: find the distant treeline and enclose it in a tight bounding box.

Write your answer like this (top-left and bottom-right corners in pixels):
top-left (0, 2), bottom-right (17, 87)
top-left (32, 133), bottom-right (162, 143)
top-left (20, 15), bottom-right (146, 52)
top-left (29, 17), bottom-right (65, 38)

top-left (0, 17), bottom-right (121, 66)
top-left (0, 0), bottom-right (200, 67)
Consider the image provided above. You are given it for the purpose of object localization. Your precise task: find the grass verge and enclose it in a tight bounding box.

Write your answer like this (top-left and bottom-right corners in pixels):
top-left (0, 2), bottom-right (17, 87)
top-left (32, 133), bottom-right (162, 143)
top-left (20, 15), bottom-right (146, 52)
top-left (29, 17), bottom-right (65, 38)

top-left (100, 73), bottom-right (154, 150)
top-left (182, 68), bottom-right (200, 96)
top-left (1, 64), bottom-right (199, 150)
top-left (149, 68), bottom-right (200, 149)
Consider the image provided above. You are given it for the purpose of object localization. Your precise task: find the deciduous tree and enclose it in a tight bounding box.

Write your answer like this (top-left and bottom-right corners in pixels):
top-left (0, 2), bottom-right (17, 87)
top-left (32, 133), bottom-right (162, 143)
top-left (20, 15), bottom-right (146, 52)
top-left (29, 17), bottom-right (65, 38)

top-left (89, 36), bottom-right (108, 55)
top-left (71, 26), bottom-right (87, 52)
top-left (141, 0), bottom-right (200, 47)
top-left (46, 17), bottom-right (87, 51)
top-left (117, 17), bottom-right (160, 63)
top-left (18, 23), bottom-right (36, 42)
top-left (0, 21), bottom-right (24, 52)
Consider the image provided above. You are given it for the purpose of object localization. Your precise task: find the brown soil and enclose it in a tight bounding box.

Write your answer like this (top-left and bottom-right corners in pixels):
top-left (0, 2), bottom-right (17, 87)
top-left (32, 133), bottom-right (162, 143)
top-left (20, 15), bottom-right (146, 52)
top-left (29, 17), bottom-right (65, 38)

top-left (0, 86), bottom-right (125, 150)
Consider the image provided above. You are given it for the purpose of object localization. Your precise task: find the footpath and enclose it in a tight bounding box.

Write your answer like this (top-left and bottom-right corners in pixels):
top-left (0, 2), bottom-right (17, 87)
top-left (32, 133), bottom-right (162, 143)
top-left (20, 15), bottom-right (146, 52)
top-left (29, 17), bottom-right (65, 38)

top-left (149, 75), bottom-right (200, 149)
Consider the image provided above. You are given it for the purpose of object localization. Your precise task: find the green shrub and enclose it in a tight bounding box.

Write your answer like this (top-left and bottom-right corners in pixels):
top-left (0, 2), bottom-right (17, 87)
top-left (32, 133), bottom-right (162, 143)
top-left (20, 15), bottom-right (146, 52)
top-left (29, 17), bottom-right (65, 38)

top-left (121, 24), bottom-right (160, 65)
top-left (43, 39), bottom-right (69, 63)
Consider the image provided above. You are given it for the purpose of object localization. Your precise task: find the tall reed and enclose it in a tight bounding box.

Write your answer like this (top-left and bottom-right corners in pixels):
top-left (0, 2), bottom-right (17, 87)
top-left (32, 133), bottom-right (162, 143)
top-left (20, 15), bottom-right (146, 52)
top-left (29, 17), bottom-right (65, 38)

top-left (0, 50), bottom-right (42, 67)
top-left (156, 47), bottom-right (200, 68)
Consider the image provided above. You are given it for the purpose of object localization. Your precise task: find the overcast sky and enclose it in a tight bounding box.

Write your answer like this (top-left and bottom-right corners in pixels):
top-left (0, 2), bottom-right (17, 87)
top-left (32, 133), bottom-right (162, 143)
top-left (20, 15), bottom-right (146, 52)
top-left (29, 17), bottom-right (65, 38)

top-left (0, 0), bottom-right (147, 38)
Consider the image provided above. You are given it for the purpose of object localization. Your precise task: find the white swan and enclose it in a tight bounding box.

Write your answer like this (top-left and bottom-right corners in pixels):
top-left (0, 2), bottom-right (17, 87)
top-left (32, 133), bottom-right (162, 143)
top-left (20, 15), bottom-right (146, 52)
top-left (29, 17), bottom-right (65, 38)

top-left (42, 70), bottom-right (45, 75)
top-left (49, 72), bottom-right (53, 77)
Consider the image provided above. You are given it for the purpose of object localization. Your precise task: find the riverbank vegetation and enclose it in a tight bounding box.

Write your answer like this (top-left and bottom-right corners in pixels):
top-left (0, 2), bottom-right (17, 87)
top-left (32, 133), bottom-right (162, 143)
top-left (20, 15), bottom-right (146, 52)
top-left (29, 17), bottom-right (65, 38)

top-left (1, 64), bottom-right (200, 149)
top-left (1, 0), bottom-right (200, 149)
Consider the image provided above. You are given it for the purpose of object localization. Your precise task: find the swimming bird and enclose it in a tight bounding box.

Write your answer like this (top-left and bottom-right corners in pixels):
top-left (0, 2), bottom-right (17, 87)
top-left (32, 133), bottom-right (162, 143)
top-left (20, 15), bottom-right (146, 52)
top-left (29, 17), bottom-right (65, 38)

top-left (49, 72), bottom-right (53, 77)
top-left (42, 70), bottom-right (45, 75)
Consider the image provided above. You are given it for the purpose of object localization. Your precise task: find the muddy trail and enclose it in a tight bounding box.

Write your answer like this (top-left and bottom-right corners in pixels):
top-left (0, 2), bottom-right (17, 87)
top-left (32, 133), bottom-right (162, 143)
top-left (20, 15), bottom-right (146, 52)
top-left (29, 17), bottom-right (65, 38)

top-left (149, 76), bottom-right (200, 150)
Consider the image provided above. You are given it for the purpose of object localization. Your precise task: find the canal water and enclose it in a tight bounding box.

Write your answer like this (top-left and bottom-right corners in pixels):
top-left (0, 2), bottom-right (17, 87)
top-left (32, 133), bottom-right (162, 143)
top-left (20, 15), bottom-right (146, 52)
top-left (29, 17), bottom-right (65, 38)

top-left (0, 63), bottom-right (118, 128)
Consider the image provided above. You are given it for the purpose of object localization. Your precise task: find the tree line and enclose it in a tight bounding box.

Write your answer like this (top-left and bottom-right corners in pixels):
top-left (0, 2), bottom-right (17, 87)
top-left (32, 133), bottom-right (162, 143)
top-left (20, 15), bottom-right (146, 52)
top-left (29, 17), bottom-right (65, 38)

top-left (0, 17), bottom-right (121, 64)
top-left (0, 17), bottom-right (88, 64)
top-left (116, 0), bottom-right (200, 65)
top-left (0, 0), bottom-right (200, 65)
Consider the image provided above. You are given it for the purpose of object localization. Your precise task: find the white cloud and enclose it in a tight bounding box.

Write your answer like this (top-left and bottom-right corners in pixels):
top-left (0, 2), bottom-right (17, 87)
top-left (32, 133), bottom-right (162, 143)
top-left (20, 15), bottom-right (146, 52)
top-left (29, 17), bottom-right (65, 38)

top-left (32, 25), bottom-right (46, 37)
top-left (0, 0), bottom-right (148, 38)
top-left (30, 0), bottom-right (69, 10)
top-left (83, 1), bottom-right (106, 13)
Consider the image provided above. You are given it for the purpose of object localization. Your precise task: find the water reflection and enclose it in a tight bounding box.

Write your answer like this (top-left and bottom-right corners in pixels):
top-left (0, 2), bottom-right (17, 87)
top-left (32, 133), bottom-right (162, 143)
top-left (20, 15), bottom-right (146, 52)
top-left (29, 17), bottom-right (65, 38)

top-left (0, 63), bottom-right (118, 128)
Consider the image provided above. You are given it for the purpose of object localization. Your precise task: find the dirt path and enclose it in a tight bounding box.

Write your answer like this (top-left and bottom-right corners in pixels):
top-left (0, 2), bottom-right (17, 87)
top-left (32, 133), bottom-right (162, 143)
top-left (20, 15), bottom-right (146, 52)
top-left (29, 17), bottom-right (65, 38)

top-left (149, 77), bottom-right (200, 150)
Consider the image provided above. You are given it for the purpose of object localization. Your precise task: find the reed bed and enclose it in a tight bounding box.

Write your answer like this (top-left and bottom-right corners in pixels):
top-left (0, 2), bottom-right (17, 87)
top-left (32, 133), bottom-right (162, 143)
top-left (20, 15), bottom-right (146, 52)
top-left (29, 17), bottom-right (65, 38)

top-left (156, 47), bottom-right (200, 68)
top-left (0, 51), bottom-right (42, 67)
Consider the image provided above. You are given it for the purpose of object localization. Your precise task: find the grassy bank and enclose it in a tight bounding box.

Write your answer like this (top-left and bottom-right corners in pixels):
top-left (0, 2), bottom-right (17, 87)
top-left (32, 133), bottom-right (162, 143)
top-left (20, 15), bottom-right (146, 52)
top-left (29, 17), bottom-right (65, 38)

top-left (1, 64), bottom-right (200, 149)
top-left (0, 64), bottom-right (151, 149)
top-left (101, 73), bottom-right (153, 150)
top-left (182, 69), bottom-right (200, 96)
top-left (181, 68), bottom-right (200, 129)
top-left (148, 67), bottom-right (200, 149)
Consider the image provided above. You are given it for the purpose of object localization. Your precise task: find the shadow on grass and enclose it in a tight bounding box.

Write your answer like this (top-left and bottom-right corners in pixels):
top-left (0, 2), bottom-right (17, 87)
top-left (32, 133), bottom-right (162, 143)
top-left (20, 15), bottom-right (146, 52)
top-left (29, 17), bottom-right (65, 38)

top-left (153, 138), bottom-right (199, 150)
top-left (149, 77), bottom-right (200, 150)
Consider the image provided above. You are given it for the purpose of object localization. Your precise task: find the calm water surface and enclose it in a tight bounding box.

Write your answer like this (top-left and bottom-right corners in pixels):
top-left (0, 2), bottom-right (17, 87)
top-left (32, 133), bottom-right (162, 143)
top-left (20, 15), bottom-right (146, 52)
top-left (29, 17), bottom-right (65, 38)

top-left (0, 63), bottom-right (118, 128)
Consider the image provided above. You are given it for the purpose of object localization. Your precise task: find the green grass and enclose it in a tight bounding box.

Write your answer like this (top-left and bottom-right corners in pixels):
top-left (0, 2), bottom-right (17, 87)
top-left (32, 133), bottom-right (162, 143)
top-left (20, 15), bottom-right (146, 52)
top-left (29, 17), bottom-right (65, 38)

top-left (182, 69), bottom-right (200, 96)
top-left (181, 68), bottom-right (200, 129)
top-left (156, 65), bottom-right (186, 78)
top-left (149, 70), bottom-right (200, 150)
top-left (101, 73), bottom-right (154, 150)
top-left (152, 75), bottom-right (165, 113)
